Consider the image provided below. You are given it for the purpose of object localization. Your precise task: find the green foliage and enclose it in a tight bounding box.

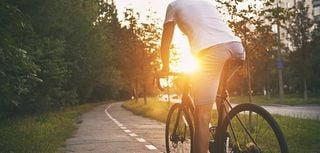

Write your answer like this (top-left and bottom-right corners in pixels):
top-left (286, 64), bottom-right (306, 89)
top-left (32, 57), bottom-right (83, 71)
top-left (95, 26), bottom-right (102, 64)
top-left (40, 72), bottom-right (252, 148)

top-left (216, 0), bottom-right (320, 98)
top-left (0, 0), bottom-right (129, 118)
top-left (0, 102), bottom-right (102, 153)
top-left (0, 46), bottom-right (41, 117)
top-left (309, 23), bottom-right (320, 90)
top-left (0, 0), bottom-right (162, 118)
top-left (286, 1), bottom-right (313, 99)
top-left (117, 8), bottom-right (161, 103)
top-left (216, 0), bottom-right (291, 97)
top-left (0, 1), bottom-right (41, 117)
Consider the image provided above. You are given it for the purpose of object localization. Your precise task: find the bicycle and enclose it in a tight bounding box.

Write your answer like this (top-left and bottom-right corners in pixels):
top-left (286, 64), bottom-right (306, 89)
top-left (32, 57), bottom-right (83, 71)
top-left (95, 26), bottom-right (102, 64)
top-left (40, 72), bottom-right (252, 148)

top-left (155, 59), bottom-right (288, 153)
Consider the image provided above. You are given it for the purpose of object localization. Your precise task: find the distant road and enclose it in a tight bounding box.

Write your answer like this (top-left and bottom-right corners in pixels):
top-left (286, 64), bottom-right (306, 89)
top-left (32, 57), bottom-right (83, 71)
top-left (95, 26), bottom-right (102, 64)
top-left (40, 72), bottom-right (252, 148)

top-left (160, 98), bottom-right (320, 120)
top-left (262, 105), bottom-right (320, 120)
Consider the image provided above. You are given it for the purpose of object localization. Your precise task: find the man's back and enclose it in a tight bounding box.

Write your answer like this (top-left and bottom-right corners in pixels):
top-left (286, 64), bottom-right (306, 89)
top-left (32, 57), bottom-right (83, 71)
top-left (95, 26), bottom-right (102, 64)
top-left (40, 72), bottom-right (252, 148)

top-left (165, 0), bottom-right (240, 54)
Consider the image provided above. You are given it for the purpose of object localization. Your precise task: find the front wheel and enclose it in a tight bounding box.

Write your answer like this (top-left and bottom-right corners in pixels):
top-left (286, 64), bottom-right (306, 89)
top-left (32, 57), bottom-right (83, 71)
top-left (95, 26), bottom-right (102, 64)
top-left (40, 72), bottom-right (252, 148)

top-left (166, 103), bottom-right (194, 153)
top-left (216, 103), bottom-right (288, 153)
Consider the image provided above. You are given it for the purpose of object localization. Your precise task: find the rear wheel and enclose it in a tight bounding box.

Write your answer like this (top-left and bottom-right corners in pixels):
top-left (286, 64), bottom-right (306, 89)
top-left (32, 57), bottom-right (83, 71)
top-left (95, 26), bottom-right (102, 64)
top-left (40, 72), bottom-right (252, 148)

top-left (165, 103), bottom-right (194, 153)
top-left (216, 103), bottom-right (288, 153)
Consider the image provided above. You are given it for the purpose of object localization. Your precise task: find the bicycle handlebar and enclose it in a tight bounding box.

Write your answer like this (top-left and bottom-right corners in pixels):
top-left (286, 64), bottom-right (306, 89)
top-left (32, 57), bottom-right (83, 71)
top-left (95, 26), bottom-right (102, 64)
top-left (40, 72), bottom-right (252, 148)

top-left (153, 70), bottom-right (184, 91)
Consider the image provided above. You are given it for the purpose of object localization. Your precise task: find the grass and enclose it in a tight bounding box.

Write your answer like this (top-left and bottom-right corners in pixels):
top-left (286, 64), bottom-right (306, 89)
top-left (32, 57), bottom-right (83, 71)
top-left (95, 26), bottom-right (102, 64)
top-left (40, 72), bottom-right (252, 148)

top-left (0, 102), bottom-right (104, 153)
top-left (274, 115), bottom-right (320, 153)
top-left (230, 95), bottom-right (320, 106)
top-left (123, 99), bottom-right (320, 153)
top-left (122, 97), bottom-right (171, 123)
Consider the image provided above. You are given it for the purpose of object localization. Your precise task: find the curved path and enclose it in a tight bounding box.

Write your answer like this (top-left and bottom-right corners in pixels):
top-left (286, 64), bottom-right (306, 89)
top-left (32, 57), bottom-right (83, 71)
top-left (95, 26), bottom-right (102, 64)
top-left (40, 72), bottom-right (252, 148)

top-left (64, 102), bottom-right (165, 153)
top-left (64, 101), bottom-right (320, 152)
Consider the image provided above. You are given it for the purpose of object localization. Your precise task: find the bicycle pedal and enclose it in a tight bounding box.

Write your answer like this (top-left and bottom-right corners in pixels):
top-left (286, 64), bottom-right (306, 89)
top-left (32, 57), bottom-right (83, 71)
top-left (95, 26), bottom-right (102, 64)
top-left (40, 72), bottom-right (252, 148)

top-left (209, 125), bottom-right (217, 132)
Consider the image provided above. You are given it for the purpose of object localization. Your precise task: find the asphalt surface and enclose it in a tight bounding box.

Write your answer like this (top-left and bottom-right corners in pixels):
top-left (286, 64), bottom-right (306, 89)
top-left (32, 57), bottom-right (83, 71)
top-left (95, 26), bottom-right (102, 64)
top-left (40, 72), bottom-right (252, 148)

top-left (64, 101), bottom-right (320, 153)
top-left (64, 102), bottom-right (165, 153)
top-left (262, 104), bottom-right (320, 120)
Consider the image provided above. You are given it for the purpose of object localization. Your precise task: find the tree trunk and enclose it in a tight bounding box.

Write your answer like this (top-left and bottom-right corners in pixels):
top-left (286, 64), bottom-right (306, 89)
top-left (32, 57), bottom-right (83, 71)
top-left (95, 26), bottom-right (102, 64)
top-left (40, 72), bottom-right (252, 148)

top-left (267, 88), bottom-right (271, 100)
top-left (143, 81), bottom-right (147, 104)
top-left (247, 56), bottom-right (253, 103)
top-left (135, 78), bottom-right (138, 102)
top-left (303, 79), bottom-right (308, 101)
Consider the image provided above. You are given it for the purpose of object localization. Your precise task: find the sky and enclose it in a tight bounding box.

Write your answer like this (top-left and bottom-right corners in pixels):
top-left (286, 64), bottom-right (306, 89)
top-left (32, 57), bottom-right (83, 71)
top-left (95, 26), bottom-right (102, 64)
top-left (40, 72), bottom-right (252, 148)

top-left (114, 0), bottom-right (197, 72)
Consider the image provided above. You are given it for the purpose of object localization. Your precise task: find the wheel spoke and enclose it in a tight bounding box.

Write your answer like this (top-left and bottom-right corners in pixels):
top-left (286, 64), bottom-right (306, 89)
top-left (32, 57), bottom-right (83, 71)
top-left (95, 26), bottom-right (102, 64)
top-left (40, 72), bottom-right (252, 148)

top-left (219, 104), bottom-right (288, 153)
top-left (166, 104), bottom-right (193, 153)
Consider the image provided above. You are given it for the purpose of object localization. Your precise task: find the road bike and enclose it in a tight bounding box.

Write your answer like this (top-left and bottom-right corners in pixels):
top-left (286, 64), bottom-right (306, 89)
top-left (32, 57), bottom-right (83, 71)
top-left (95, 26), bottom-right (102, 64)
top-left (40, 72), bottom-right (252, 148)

top-left (155, 59), bottom-right (288, 153)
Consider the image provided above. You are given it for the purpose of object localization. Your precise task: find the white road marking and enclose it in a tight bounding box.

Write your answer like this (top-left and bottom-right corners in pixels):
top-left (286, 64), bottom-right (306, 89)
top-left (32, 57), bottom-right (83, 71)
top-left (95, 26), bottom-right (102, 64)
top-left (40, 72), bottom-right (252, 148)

top-left (105, 104), bottom-right (158, 151)
top-left (136, 138), bottom-right (146, 142)
top-left (124, 129), bottom-right (131, 133)
top-left (145, 145), bottom-right (157, 150)
top-left (129, 133), bottom-right (138, 137)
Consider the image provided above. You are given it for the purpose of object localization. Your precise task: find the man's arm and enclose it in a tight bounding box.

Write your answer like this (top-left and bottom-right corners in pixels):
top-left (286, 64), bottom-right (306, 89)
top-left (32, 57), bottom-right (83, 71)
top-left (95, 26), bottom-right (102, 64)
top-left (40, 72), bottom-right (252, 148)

top-left (160, 22), bottom-right (175, 73)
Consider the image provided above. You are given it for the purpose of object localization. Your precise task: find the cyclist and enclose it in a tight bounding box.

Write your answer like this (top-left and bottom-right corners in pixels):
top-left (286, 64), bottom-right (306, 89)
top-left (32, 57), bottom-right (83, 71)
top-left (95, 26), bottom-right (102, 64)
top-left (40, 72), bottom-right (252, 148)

top-left (159, 0), bottom-right (245, 152)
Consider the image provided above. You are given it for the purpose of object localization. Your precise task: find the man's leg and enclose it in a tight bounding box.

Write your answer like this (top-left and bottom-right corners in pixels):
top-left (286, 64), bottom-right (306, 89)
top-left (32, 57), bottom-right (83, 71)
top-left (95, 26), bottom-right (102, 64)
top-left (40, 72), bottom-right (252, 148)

top-left (193, 103), bottom-right (213, 153)
top-left (192, 45), bottom-right (231, 153)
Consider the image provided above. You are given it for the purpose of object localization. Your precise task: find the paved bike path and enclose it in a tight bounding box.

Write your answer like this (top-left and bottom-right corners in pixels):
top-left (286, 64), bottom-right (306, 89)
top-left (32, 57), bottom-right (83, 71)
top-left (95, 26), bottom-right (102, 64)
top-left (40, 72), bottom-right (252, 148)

top-left (64, 102), bottom-right (165, 153)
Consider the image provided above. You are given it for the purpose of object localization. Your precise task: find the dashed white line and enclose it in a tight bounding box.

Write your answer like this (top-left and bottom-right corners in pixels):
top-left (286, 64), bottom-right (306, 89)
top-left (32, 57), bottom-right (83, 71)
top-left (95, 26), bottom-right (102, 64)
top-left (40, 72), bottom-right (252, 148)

top-left (129, 133), bottom-right (138, 137)
top-left (105, 104), bottom-right (158, 151)
top-left (145, 145), bottom-right (157, 150)
top-left (136, 138), bottom-right (146, 142)
top-left (124, 129), bottom-right (131, 133)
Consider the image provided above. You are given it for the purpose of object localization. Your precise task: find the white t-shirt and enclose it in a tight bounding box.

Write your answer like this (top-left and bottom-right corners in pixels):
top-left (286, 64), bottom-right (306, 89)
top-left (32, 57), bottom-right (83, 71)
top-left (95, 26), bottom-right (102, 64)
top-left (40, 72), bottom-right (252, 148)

top-left (164, 0), bottom-right (241, 55)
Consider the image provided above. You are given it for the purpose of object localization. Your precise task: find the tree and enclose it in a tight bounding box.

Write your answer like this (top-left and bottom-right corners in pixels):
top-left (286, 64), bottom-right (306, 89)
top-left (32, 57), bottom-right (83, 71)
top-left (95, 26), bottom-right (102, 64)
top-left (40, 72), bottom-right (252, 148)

top-left (287, 0), bottom-right (313, 100)
top-left (309, 22), bottom-right (320, 94)
top-left (0, 2), bottom-right (41, 116)
top-left (135, 13), bottom-right (161, 104)
top-left (117, 8), bottom-right (141, 101)
top-left (0, 0), bottom-right (129, 118)
top-left (216, 0), bottom-right (291, 102)
top-left (117, 8), bottom-right (162, 104)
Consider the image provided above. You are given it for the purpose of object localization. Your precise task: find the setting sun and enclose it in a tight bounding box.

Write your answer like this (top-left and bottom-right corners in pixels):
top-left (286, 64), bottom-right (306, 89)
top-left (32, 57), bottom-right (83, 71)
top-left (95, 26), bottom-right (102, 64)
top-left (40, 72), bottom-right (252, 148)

top-left (171, 51), bottom-right (199, 73)
top-left (170, 29), bottom-right (199, 73)
top-left (114, 0), bottom-right (200, 73)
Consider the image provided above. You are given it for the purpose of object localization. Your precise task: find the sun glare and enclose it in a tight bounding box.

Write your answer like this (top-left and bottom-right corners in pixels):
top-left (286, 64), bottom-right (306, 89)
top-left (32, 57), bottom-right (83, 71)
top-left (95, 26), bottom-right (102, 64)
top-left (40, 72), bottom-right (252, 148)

top-left (169, 29), bottom-right (199, 74)
top-left (115, 0), bottom-right (203, 74)
top-left (172, 54), bottom-right (198, 73)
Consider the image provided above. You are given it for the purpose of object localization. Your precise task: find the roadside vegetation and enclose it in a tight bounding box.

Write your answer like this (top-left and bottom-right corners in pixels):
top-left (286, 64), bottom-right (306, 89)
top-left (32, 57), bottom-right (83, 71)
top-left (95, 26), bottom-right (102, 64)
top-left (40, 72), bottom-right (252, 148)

top-left (0, 102), bottom-right (103, 153)
top-left (123, 99), bottom-right (320, 153)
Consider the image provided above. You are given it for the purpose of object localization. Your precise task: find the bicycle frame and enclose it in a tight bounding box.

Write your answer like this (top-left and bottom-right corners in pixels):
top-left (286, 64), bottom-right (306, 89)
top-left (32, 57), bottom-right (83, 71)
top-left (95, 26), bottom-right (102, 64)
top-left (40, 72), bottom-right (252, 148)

top-left (159, 59), bottom-right (288, 153)
top-left (178, 59), bottom-right (244, 127)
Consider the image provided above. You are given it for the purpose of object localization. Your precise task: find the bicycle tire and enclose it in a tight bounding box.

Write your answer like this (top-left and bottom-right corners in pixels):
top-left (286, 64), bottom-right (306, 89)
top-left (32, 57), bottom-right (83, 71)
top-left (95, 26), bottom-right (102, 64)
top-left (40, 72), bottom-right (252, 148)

top-left (166, 103), bottom-right (194, 153)
top-left (215, 103), bottom-right (288, 153)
